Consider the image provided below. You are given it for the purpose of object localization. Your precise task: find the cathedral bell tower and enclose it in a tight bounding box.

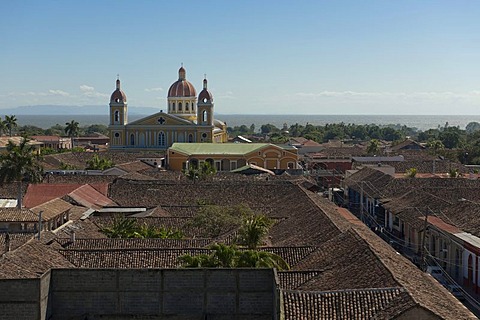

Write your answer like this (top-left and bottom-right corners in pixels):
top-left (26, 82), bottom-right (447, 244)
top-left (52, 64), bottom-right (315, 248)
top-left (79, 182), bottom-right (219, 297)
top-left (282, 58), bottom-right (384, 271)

top-left (109, 77), bottom-right (128, 126)
top-left (197, 77), bottom-right (214, 126)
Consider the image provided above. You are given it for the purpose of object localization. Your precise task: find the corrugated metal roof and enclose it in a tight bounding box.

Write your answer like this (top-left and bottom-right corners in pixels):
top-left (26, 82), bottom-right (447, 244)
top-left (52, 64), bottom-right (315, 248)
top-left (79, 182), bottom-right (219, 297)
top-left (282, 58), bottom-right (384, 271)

top-left (454, 232), bottom-right (480, 248)
top-left (67, 184), bottom-right (117, 210)
top-left (0, 199), bottom-right (17, 208)
top-left (169, 142), bottom-right (271, 155)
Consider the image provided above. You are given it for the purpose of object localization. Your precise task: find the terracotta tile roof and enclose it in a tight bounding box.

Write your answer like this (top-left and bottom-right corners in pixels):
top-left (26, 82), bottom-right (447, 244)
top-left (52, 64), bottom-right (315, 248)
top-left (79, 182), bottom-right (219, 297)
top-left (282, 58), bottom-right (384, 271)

top-left (291, 231), bottom-right (399, 291)
top-left (282, 287), bottom-right (409, 320)
top-left (0, 239), bottom-right (74, 279)
top-left (30, 198), bottom-right (72, 221)
top-left (53, 219), bottom-right (107, 239)
top-left (0, 178), bottom-right (474, 318)
top-left (59, 248), bottom-right (210, 268)
top-left (0, 207), bottom-right (39, 222)
top-left (278, 271), bottom-right (322, 290)
top-left (0, 233), bottom-right (34, 255)
top-left (117, 172), bottom-right (157, 181)
top-left (114, 160), bottom-right (153, 173)
top-left (57, 238), bottom-right (212, 250)
top-left (390, 139), bottom-right (425, 151)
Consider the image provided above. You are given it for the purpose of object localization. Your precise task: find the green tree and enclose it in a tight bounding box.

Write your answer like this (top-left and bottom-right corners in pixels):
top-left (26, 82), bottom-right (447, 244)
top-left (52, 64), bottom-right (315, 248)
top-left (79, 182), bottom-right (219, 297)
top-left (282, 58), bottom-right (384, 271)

top-left (448, 168), bottom-right (461, 178)
top-left (183, 161), bottom-right (216, 183)
top-left (84, 124), bottom-right (108, 135)
top-left (236, 249), bottom-right (290, 270)
top-left (260, 124), bottom-right (279, 135)
top-left (65, 120), bottom-right (79, 148)
top-left (178, 243), bottom-right (290, 270)
top-left (86, 154), bottom-right (114, 170)
top-left (427, 140), bottom-right (445, 155)
top-left (0, 137), bottom-right (43, 208)
top-left (439, 127), bottom-right (464, 149)
top-left (405, 168), bottom-right (417, 178)
top-left (101, 216), bottom-right (183, 239)
top-left (186, 204), bottom-right (245, 237)
top-left (0, 117), bottom-right (6, 136)
top-left (466, 122), bottom-right (480, 134)
top-left (236, 214), bottom-right (272, 249)
top-left (100, 216), bottom-right (138, 238)
top-left (367, 139), bottom-right (380, 155)
top-left (4, 115), bottom-right (17, 137)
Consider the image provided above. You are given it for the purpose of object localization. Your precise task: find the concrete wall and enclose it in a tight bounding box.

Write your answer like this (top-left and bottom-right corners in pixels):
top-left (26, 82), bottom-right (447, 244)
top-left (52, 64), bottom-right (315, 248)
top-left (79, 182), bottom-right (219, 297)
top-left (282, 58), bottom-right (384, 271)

top-left (0, 278), bottom-right (41, 320)
top-left (48, 268), bottom-right (278, 320)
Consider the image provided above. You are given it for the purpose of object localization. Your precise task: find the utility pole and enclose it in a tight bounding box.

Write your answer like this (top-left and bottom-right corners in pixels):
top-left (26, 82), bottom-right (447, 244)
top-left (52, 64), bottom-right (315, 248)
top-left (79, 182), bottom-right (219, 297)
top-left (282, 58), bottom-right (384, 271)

top-left (420, 208), bottom-right (429, 271)
top-left (37, 211), bottom-right (43, 240)
top-left (360, 181), bottom-right (364, 223)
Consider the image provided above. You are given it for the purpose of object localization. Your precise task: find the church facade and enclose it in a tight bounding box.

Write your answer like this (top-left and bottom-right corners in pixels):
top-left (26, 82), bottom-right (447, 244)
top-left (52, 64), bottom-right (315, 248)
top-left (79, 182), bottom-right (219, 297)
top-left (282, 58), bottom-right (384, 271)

top-left (108, 67), bottom-right (228, 151)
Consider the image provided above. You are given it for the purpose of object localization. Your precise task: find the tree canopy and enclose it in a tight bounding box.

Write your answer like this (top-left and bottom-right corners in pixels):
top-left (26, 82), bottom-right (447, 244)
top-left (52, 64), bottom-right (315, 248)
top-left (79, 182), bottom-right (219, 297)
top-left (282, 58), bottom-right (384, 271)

top-left (0, 137), bottom-right (43, 208)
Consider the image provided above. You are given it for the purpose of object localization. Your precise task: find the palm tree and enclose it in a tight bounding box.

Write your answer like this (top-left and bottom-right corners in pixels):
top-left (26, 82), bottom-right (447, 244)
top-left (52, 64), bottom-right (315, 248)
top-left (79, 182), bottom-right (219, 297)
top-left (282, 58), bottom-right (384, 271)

top-left (0, 117), bottom-right (5, 136)
top-left (0, 137), bottom-right (43, 208)
top-left (236, 214), bottom-right (272, 249)
top-left (178, 243), bottom-right (290, 270)
top-left (65, 120), bottom-right (79, 149)
top-left (367, 139), bottom-right (380, 155)
top-left (427, 139), bottom-right (445, 156)
top-left (4, 115), bottom-right (17, 137)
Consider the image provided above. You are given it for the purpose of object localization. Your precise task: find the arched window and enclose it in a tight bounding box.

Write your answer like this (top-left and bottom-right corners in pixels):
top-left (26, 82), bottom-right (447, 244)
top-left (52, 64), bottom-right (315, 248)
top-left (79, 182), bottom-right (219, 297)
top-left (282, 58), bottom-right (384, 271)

top-left (114, 110), bottom-right (119, 122)
top-left (203, 110), bottom-right (208, 123)
top-left (188, 134), bottom-right (193, 143)
top-left (130, 134), bottom-right (135, 145)
top-left (158, 132), bottom-right (165, 146)
top-left (179, 103), bottom-right (183, 111)
top-left (186, 102), bottom-right (189, 111)
top-left (172, 103), bottom-right (175, 111)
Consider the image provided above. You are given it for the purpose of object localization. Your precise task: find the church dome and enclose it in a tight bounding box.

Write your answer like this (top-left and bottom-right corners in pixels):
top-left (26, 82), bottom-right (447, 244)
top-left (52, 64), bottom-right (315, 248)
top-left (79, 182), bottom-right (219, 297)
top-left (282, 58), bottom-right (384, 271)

top-left (168, 66), bottom-right (196, 97)
top-left (198, 78), bottom-right (213, 102)
top-left (110, 79), bottom-right (127, 103)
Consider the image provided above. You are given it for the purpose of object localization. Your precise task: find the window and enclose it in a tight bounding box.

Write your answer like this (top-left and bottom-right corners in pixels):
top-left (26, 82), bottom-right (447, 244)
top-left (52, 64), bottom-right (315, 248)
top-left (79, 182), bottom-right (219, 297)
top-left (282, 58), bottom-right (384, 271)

top-left (202, 133), bottom-right (207, 138)
top-left (158, 132), bottom-right (165, 146)
top-left (172, 103), bottom-right (175, 111)
top-left (114, 132), bottom-right (120, 138)
top-left (288, 162), bottom-right (294, 169)
top-left (130, 134), bottom-right (135, 145)
top-left (114, 110), bottom-right (119, 122)
top-left (186, 102), bottom-right (189, 111)
top-left (230, 161), bottom-right (237, 170)
top-left (188, 134), bottom-right (193, 143)
top-left (203, 110), bottom-right (208, 123)
top-left (393, 216), bottom-right (400, 227)
top-left (179, 103), bottom-right (182, 111)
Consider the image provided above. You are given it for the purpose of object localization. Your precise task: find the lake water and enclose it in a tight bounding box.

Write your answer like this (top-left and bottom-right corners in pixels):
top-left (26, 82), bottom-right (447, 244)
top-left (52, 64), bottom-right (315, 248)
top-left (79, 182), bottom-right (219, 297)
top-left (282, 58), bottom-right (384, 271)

top-left (14, 114), bottom-right (480, 131)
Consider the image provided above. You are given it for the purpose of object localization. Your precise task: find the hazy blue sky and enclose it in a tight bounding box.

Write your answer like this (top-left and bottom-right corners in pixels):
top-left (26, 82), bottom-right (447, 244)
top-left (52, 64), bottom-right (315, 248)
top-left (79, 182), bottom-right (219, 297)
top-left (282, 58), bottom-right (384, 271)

top-left (1, 1), bottom-right (479, 114)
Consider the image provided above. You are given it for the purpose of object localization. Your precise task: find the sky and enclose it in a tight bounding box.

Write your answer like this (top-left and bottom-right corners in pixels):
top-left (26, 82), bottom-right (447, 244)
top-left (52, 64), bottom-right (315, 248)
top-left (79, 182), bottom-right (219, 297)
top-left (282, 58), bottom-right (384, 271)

top-left (0, 1), bottom-right (479, 115)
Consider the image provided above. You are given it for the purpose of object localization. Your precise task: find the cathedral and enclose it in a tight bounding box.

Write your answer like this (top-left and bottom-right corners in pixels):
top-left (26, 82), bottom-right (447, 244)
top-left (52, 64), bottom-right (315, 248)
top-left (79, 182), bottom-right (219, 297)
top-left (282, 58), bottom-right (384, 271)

top-left (108, 66), bottom-right (228, 150)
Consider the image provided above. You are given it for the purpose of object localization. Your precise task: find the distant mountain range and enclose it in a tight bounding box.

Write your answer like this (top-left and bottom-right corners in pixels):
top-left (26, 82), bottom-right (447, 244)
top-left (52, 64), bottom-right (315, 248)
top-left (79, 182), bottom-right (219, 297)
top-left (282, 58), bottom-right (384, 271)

top-left (0, 105), bottom-right (160, 115)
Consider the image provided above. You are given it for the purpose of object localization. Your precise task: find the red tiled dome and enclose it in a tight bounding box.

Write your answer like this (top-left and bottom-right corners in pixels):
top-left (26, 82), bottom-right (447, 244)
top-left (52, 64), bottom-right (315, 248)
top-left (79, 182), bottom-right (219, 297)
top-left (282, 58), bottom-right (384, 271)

top-left (168, 80), bottom-right (196, 97)
top-left (168, 66), bottom-right (196, 97)
top-left (198, 89), bottom-right (213, 102)
top-left (198, 78), bottom-right (213, 102)
top-left (110, 79), bottom-right (127, 103)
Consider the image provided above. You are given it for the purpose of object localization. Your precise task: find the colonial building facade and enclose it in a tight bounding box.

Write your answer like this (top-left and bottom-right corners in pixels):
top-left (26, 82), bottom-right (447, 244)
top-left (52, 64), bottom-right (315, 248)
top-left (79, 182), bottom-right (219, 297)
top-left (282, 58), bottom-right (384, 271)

top-left (108, 67), bottom-right (228, 150)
